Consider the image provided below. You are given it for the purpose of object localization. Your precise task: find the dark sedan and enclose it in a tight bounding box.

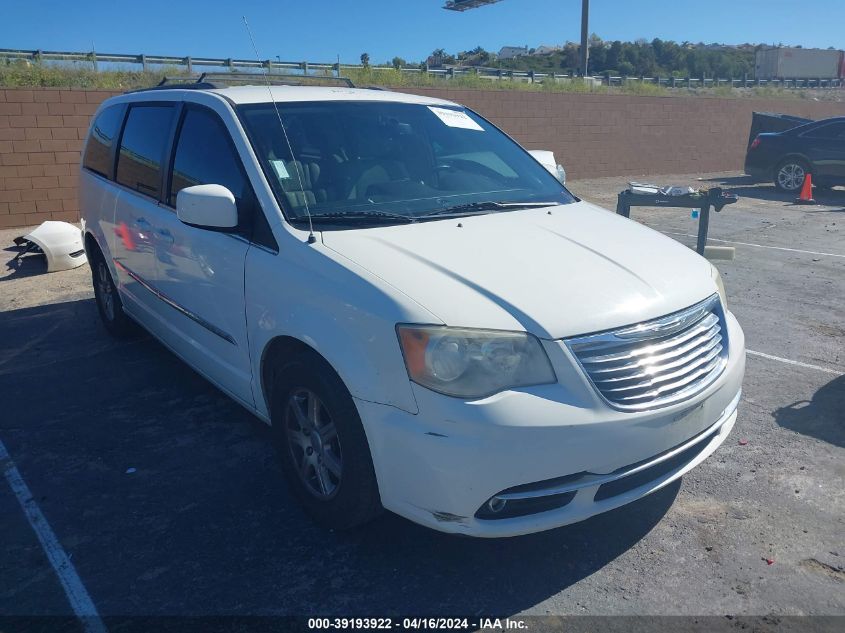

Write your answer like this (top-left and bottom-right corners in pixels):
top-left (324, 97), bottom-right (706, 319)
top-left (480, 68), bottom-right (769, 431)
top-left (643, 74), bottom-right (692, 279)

top-left (745, 117), bottom-right (845, 192)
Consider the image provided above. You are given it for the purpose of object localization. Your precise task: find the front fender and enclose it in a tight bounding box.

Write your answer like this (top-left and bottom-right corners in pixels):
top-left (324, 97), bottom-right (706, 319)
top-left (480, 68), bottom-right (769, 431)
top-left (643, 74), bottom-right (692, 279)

top-left (246, 239), bottom-right (440, 418)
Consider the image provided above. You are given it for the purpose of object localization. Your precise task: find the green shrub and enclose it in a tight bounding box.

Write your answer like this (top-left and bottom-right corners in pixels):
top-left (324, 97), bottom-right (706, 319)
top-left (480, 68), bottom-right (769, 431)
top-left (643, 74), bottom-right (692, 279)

top-left (0, 60), bottom-right (188, 90)
top-left (0, 59), bottom-right (831, 101)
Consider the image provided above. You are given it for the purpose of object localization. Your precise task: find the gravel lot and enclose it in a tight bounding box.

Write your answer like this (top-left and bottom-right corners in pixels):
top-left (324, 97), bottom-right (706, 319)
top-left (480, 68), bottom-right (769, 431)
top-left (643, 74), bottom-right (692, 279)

top-left (0, 172), bottom-right (842, 622)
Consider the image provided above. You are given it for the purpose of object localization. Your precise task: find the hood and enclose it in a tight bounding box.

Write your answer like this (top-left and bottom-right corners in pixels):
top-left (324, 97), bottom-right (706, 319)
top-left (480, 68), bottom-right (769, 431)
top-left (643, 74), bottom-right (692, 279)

top-left (322, 201), bottom-right (715, 339)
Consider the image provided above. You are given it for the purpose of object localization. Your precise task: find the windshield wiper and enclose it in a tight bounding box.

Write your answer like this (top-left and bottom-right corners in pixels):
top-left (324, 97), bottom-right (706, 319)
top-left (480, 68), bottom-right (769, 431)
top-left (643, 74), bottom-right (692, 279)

top-left (418, 201), bottom-right (558, 219)
top-left (293, 202), bottom-right (558, 226)
top-left (299, 211), bottom-right (415, 225)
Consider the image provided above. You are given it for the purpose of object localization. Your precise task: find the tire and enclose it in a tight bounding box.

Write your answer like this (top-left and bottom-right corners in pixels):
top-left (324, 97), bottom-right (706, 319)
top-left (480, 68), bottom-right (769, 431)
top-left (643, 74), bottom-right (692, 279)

top-left (269, 351), bottom-right (382, 530)
top-left (774, 158), bottom-right (810, 193)
top-left (89, 242), bottom-right (137, 338)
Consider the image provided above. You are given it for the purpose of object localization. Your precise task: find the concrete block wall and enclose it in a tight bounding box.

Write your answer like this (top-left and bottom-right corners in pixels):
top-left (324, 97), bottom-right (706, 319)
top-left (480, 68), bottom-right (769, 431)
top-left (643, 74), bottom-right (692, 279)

top-left (0, 89), bottom-right (118, 229)
top-left (411, 88), bottom-right (845, 180)
top-left (1, 87), bottom-right (844, 229)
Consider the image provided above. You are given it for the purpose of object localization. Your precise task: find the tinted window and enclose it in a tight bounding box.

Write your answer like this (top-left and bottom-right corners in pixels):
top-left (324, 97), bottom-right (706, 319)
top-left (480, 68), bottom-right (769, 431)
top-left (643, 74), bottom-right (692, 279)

top-left (82, 105), bottom-right (124, 178)
top-left (168, 108), bottom-right (253, 213)
top-left (116, 105), bottom-right (175, 197)
top-left (803, 122), bottom-right (845, 139)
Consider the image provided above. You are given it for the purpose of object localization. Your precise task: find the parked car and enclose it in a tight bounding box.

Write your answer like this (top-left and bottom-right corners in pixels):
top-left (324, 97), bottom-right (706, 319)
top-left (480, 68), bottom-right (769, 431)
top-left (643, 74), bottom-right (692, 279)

top-left (80, 81), bottom-right (745, 537)
top-left (745, 116), bottom-right (845, 192)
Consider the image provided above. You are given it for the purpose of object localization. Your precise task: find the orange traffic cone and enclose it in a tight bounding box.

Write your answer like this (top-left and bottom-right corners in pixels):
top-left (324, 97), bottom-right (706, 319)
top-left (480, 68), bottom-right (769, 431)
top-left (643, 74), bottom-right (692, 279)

top-left (795, 172), bottom-right (815, 204)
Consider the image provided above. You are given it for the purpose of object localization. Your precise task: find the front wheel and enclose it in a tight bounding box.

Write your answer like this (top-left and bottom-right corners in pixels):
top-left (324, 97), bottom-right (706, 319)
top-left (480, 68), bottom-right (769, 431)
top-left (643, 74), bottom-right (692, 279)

top-left (774, 159), bottom-right (809, 193)
top-left (270, 352), bottom-right (382, 530)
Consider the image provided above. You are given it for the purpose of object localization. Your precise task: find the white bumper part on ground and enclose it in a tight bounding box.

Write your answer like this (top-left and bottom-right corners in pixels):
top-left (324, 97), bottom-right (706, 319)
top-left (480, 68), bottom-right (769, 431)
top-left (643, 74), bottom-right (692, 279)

top-left (18, 221), bottom-right (87, 273)
top-left (357, 311), bottom-right (745, 537)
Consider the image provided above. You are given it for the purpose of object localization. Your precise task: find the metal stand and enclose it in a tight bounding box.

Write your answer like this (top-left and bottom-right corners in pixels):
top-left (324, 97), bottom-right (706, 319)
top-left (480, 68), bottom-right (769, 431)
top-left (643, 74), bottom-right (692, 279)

top-left (615, 187), bottom-right (737, 255)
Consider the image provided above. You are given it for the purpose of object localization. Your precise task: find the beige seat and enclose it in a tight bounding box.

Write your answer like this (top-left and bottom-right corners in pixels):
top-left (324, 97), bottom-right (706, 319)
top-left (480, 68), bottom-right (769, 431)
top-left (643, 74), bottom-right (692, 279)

top-left (276, 160), bottom-right (329, 210)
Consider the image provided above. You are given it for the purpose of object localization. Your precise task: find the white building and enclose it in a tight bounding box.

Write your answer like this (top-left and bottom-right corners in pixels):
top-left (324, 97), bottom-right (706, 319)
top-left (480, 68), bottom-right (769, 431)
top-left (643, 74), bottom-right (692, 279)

top-left (497, 46), bottom-right (528, 60)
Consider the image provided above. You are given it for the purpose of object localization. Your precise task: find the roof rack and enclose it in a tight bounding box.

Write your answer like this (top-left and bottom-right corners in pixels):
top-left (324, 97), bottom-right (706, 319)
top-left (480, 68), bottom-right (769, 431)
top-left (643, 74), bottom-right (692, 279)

top-left (125, 78), bottom-right (219, 93)
top-left (198, 72), bottom-right (357, 88)
top-left (126, 72), bottom-right (356, 93)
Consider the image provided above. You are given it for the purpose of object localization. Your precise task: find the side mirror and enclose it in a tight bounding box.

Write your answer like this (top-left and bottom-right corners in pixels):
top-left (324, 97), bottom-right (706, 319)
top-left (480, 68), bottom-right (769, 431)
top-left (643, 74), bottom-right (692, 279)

top-left (176, 184), bottom-right (238, 229)
top-left (528, 149), bottom-right (566, 184)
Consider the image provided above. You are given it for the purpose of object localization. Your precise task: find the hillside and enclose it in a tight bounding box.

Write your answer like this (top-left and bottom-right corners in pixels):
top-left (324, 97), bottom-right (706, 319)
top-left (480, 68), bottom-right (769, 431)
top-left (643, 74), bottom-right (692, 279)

top-left (429, 37), bottom-right (762, 78)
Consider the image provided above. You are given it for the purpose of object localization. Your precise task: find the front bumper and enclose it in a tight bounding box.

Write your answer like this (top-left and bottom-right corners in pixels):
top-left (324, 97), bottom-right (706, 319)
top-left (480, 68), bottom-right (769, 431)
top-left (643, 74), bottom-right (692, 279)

top-left (356, 311), bottom-right (745, 537)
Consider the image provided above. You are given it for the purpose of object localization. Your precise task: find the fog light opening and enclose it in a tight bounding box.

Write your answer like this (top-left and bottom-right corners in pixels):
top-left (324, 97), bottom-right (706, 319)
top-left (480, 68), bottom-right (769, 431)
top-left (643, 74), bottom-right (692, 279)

top-left (487, 497), bottom-right (507, 514)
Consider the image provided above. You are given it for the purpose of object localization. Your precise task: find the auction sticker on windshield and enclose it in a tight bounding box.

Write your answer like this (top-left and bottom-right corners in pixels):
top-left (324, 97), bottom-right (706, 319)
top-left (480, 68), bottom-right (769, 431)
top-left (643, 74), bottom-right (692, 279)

top-left (428, 106), bottom-right (484, 131)
top-left (270, 159), bottom-right (290, 179)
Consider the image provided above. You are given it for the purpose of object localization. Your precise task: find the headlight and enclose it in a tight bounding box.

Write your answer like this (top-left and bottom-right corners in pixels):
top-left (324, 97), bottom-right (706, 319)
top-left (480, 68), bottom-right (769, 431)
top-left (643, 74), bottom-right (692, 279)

top-left (396, 325), bottom-right (556, 398)
top-left (711, 264), bottom-right (727, 310)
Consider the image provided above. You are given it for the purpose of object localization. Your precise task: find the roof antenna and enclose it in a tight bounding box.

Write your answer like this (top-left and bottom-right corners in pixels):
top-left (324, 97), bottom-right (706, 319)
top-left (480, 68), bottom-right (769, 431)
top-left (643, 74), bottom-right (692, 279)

top-left (243, 16), bottom-right (316, 244)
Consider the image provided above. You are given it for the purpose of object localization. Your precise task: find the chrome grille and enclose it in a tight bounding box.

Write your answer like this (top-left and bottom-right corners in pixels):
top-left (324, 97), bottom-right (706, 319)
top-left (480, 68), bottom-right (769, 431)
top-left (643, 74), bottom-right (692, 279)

top-left (565, 295), bottom-right (727, 410)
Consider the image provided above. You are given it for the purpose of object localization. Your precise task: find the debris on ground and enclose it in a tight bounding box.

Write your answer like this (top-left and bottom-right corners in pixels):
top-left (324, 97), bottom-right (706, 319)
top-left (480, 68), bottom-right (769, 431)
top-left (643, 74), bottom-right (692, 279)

top-left (10, 221), bottom-right (87, 273)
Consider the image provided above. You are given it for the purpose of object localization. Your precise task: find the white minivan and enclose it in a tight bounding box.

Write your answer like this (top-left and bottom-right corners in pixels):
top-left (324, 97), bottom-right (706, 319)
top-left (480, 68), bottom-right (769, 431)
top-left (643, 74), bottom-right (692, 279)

top-left (80, 80), bottom-right (745, 537)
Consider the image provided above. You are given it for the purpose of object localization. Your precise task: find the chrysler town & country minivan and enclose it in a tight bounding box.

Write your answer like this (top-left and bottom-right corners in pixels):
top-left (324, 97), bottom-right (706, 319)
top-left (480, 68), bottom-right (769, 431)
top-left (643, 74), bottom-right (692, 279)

top-left (80, 81), bottom-right (745, 537)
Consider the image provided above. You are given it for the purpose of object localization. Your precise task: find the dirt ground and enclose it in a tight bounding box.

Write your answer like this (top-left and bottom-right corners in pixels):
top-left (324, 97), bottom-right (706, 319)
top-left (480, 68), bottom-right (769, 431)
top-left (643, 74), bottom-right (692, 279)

top-left (0, 172), bottom-right (842, 623)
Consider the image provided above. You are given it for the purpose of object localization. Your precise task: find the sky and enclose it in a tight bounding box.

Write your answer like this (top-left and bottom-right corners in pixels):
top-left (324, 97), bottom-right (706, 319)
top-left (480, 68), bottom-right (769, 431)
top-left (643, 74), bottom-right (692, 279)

top-left (2, 1), bottom-right (843, 65)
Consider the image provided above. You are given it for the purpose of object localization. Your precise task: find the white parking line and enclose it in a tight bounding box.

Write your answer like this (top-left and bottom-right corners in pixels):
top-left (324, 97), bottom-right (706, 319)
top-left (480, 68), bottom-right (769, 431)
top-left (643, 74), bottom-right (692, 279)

top-left (747, 349), bottom-right (841, 376)
top-left (0, 439), bottom-right (107, 633)
top-left (664, 232), bottom-right (845, 259)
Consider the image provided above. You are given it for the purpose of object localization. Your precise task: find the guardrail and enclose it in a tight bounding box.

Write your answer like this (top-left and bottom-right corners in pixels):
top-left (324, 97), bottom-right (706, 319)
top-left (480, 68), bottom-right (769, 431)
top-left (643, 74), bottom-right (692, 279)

top-left (2, 48), bottom-right (843, 89)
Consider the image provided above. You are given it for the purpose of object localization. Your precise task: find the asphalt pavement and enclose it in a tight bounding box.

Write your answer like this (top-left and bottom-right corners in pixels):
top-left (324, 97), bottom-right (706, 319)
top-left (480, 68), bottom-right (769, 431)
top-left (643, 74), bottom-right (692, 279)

top-left (0, 172), bottom-right (842, 625)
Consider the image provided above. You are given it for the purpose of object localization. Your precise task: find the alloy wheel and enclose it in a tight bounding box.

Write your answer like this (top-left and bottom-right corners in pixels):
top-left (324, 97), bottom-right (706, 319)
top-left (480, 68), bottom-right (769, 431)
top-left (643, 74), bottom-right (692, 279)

top-left (285, 388), bottom-right (343, 499)
top-left (777, 163), bottom-right (805, 191)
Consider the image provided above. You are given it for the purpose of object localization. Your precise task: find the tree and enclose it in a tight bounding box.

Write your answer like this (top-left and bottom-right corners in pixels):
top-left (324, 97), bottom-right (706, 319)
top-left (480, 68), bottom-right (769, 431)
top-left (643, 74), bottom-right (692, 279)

top-left (430, 48), bottom-right (456, 65)
top-left (453, 46), bottom-right (491, 67)
top-left (384, 36), bottom-right (756, 79)
top-left (392, 56), bottom-right (406, 70)
top-left (360, 53), bottom-right (370, 68)
top-left (589, 35), bottom-right (607, 70)
top-left (637, 45), bottom-right (658, 75)
top-left (606, 40), bottom-right (622, 70)
top-left (560, 42), bottom-right (579, 71)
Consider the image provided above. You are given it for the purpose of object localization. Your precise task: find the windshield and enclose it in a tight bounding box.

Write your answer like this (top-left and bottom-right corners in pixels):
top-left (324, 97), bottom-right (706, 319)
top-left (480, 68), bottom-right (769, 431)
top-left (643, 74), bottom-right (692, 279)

top-left (238, 101), bottom-right (575, 226)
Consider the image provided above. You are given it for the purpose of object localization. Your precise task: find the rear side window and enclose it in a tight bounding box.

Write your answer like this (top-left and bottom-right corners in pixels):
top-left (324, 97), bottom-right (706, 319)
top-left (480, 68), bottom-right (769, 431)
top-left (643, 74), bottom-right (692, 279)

top-left (116, 104), bottom-right (175, 197)
top-left (82, 105), bottom-right (124, 178)
top-left (803, 122), bottom-right (845, 139)
top-left (168, 108), bottom-right (253, 208)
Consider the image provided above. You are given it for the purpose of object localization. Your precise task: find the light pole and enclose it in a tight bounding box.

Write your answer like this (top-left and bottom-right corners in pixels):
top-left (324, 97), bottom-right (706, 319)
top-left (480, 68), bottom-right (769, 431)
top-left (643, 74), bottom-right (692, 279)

top-left (443, 0), bottom-right (590, 76)
top-left (579, 0), bottom-right (589, 76)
